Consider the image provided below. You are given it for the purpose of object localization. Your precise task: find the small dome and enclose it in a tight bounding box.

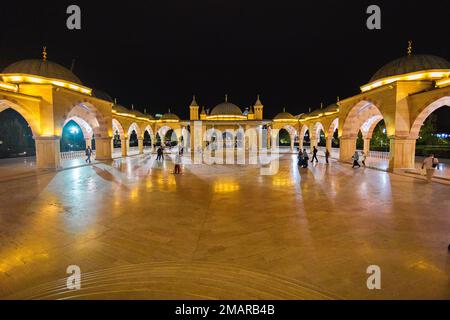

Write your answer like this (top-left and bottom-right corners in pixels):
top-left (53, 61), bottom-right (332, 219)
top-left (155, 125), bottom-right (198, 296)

top-left (370, 54), bottom-right (450, 82)
top-left (323, 103), bottom-right (339, 113)
top-left (92, 89), bottom-right (113, 102)
top-left (308, 109), bottom-right (323, 117)
top-left (210, 102), bottom-right (243, 116)
top-left (3, 59), bottom-right (82, 84)
top-left (161, 112), bottom-right (180, 121)
top-left (273, 111), bottom-right (296, 121)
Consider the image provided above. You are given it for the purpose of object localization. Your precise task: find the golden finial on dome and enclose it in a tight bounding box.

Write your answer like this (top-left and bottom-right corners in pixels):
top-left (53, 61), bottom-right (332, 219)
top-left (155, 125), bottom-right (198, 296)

top-left (407, 40), bottom-right (412, 56)
top-left (42, 46), bottom-right (47, 62)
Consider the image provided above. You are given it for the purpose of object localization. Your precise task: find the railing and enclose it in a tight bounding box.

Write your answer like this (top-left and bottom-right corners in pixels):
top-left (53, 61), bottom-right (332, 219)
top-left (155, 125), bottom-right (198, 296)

top-left (60, 150), bottom-right (87, 160)
top-left (368, 150), bottom-right (390, 160)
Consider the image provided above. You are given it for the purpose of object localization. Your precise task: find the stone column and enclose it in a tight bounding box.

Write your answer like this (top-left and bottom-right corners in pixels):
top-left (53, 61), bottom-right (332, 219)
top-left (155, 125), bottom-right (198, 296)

top-left (339, 137), bottom-right (356, 163)
top-left (363, 138), bottom-right (370, 155)
top-left (35, 135), bottom-right (61, 168)
top-left (310, 134), bottom-right (317, 153)
top-left (121, 138), bottom-right (127, 157)
top-left (138, 137), bottom-right (144, 154)
top-left (85, 138), bottom-right (92, 149)
top-left (388, 137), bottom-right (416, 171)
top-left (95, 137), bottom-right (113, 160)
top-left (290, 136), bottom-right (294, 152)
top-left (326, 136), bottom-right (332, 152)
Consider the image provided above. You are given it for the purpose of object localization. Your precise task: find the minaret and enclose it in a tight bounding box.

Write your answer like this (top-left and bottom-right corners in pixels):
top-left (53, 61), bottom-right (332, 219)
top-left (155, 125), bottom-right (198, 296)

top-left (189, 95), bottom-right (199, 120)
top-left (247, 105), bottom-right (255, 120)
top-left (200, 105), bottom-right (207, 120)
top-left (253, 94), bottom-right (263, 120)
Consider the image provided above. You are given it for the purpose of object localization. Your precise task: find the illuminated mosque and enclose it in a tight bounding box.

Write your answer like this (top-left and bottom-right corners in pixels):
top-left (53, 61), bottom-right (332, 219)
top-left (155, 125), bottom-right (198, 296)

top-left (0, 45), bottom-right (449, 171)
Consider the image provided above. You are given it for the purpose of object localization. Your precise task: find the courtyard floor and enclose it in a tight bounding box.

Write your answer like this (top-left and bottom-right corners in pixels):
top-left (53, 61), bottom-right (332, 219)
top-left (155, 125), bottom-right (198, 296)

top-left (0, 153), bottom-right (448, 299)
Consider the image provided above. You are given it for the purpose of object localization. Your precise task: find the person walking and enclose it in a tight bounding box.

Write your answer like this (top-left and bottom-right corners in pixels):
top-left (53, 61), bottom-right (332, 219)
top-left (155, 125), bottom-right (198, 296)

top-left (361, 151), bottom-right (367, 167)
top-left (422, 154), bottom-right (438, 182)
top-left (352, 151), bottom-right (361, 168)
top-left (174, 151), bottom-right (182, 174)
top-left (156, 146), bottom-right (163, 161)
top-left (85, 146), bottom-right (93, 163)
top-left (311, 146), bottom-right (319, 163)
top-left (325, 148), bottom-right (330, 164)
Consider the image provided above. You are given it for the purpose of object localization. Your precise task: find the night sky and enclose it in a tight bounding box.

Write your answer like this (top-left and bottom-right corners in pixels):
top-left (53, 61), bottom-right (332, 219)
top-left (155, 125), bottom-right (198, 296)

top-left (0, 0), bottom-right (449, 126)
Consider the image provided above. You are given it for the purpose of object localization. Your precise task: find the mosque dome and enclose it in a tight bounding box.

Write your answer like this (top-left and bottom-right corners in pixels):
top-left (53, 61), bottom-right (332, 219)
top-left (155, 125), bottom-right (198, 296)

top-left (2, 59), bottom-right (82, 84)
top-left (273, 110), bottom-right (296, 121)
top-left (210, 101), bottom-right (243, 117)
top-left (161, 112), bottom-right (180, 121)
top-left (370, 54), bottom-right (450, 82)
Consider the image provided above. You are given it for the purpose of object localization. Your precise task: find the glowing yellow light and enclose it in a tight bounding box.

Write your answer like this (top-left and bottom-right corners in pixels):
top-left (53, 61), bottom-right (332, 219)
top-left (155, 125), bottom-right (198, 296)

top-left (1, 74), bottom-right (92, 95)
top-left (436, 78), bottom-right (450, 88)
top-left (158, 119), bottom-right (179, 123)
top-left (213, 181), bottom-right (240, 193)
top-left (361, 70), bottom-right (450, 92)
top-left (0, 81), bottom-right (18, 92)
top-left (206, 115), bottom-right (247, 121)
top-left (272, 177), bottom-right (293, 186)
top-left (273, 119), bottom-right (298, 122)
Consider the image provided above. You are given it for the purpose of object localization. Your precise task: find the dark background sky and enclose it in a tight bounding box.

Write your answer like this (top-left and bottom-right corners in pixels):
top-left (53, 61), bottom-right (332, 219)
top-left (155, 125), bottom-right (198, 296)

top-left (0, 0), bottom-right (449, 127)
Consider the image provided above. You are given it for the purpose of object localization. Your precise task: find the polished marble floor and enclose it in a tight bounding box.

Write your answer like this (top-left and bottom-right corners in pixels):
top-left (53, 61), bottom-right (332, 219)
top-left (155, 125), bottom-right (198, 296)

top-left (0, 153), bottom-right (449, 299)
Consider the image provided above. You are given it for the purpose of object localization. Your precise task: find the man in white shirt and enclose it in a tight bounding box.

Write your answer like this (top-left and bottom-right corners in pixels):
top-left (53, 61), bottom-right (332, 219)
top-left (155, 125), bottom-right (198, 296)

top-left (422, 154), bottom-right (438, 182)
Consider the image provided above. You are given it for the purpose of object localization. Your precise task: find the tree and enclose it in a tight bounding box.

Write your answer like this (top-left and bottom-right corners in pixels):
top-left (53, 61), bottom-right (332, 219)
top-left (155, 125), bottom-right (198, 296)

top-left (0, 110), bottom-right (35, 158)
top-left (417, 114), bottom-right (438, 145)
top-left (370, 120), bottom-right (389, 151)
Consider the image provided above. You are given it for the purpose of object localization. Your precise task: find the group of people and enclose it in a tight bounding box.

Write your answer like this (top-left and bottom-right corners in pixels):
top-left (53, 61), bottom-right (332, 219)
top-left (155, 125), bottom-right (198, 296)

top-left (297, 146), bottom-right (331, 168)
top-left (156, 145), bottom-right (183, 174)
top-left (351, 151), bottom-right (367, 168)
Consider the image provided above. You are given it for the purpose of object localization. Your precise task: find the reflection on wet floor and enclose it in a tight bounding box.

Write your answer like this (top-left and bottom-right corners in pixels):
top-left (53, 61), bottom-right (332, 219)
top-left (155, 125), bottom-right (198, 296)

top-left (0, 153), bottom-right (449, 299)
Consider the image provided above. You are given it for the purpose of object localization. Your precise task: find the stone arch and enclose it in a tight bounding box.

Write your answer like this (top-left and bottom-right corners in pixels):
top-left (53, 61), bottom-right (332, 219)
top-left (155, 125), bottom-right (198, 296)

top-left (0, 99), bottom-right (40, 137)
top-left (157, 125), bottom-right (179, 146)
top-left (143, 125), bottom-right (154, 140)
top-left (127, 122), bottom-right (142, 138)
top-left (312, 122), bottom-right (325, 143)
top-left (299, 124), bottom-right (310, 149)
top-left (60, 101), bottom-right (108, 138)
top-left (328, 118), bottom-right (339, 138)
top-left (299, 124), bottom-right (309, 139)
top-left (341, 100), bottom-right (388, 139)
top-left (112, 118), bottom-right (126, 139)
top-left (63, 116), bottom-right (93, 140)
top-left (409, 96), bottom-right (450, 139)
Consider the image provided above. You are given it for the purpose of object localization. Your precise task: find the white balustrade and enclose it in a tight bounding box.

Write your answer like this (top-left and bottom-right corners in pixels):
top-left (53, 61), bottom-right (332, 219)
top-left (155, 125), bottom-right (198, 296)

top-left (60, 150), bottom-right (88, 160)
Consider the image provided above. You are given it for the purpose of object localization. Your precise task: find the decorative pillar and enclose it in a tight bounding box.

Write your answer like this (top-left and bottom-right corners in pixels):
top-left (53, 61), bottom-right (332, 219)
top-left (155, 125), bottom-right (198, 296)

top-left (326, 136), bottom-right (332, 152)
top-left (290, 135), bottom-right (294, 152)
top-left (310, 134), bottom-right (317, 152)
top-left (339, 137), bottom-right (356, 163)
top-left (95, 137), bottom-right (113, 160)
top-left (138, 137), bottom-right (144, 154)
top-left (121, 138), bottom-right (127, 157)
top-left (85, 138), bottom-right (92, 149)
top-left (388, 137), bottom-right (416, 171)
top-left (35, 135), bottom-right (61, 168)
top-left (363, 138), bottom-right (370, 155)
